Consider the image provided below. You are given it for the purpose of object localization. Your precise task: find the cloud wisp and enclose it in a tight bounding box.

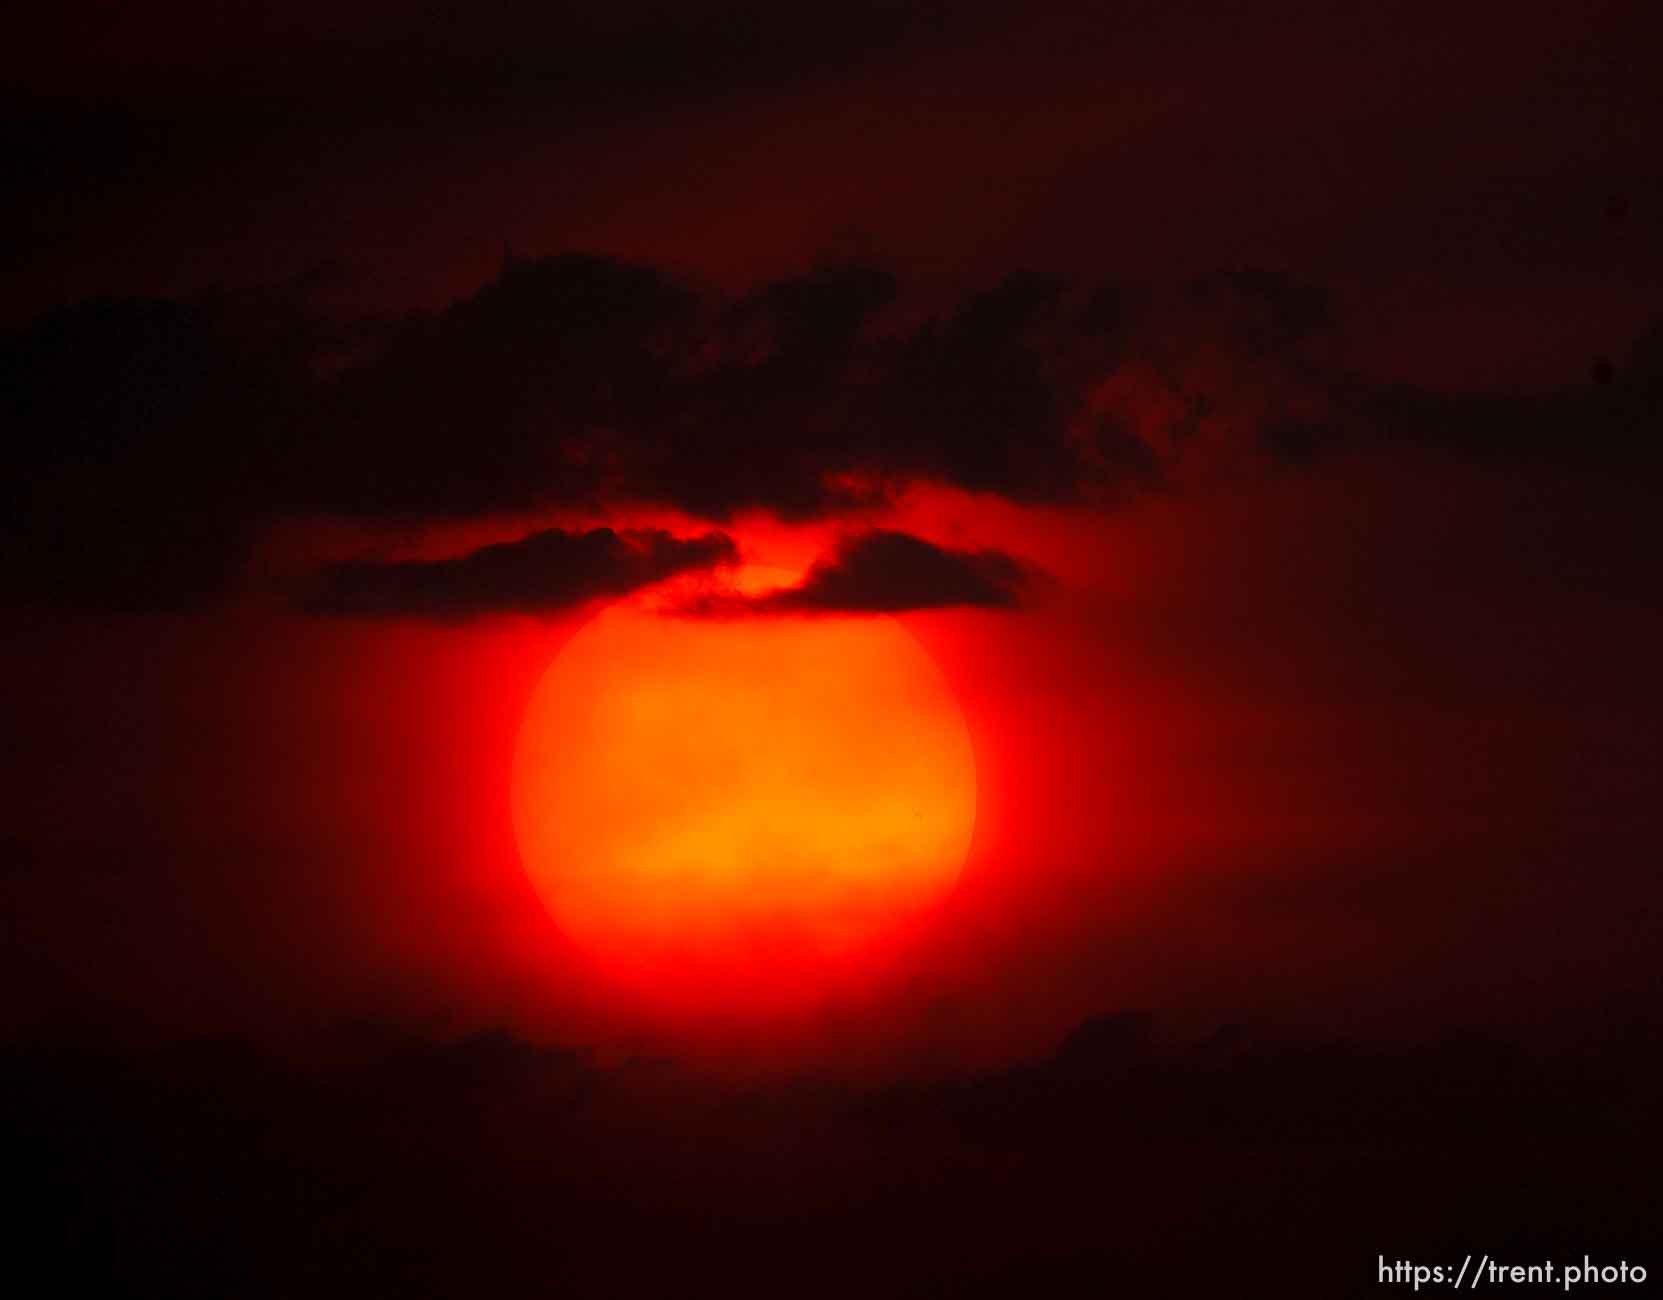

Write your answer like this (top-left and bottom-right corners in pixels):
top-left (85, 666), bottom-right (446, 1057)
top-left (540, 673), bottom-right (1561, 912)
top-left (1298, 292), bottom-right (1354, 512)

top-left (679, 530), bottom-right (1034, 617)
top-left (299, 526), bottom-right (737, 619)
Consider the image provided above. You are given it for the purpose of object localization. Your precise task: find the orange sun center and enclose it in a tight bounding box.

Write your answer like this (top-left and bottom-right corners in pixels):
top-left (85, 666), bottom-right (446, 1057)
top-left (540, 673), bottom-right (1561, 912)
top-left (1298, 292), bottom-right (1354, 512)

top-left (511, 604), bottom-right (976, 1001)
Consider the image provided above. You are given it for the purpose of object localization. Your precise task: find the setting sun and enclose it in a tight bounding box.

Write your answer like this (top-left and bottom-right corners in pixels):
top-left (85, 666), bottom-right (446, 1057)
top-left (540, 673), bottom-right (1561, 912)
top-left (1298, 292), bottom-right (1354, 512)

top-left (511, 603), bottom-right (977, 998)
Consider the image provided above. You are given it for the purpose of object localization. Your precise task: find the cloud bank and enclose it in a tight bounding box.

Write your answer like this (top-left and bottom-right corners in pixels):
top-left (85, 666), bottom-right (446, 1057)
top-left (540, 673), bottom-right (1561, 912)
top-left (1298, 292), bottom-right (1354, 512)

top-left (299, 526), bottom-right (738, 618)
top-left (4, 255), bottom-right (1659, 612)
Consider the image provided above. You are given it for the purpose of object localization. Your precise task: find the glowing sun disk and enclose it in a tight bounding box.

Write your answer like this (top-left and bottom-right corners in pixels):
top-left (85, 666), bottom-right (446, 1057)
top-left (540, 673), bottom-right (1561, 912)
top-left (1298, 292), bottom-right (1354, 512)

top-left (511, 604), bottom-right (976, 995)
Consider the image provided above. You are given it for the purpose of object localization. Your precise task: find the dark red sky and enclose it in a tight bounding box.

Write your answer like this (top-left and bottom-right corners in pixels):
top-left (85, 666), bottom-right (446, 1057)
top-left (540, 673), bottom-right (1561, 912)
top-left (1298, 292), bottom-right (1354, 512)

top-left (9, 16), bottom-right (1663, 1300)
top-left (3, 0), bottom-right (1661, 1073)
top-left (7, 0), bottom-right (1661, 384)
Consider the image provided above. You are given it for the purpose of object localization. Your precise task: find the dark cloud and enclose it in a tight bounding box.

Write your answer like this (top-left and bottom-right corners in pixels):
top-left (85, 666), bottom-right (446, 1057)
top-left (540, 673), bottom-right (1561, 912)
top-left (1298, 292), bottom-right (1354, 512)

top-left (0, 254), bottom-right (1117, 595)
top-left (859, 272), bottom-right (1084, 501)
top-left (5, 254), bottom-right (1661, 613)
top-left (298, 260), bottom-right (1129, 523)
top-left (293, 253), bottom-right (697, 519)
top-left (688, 530), bottom-right (1033, 616)
top-left (779, 530), bottom-right (1032, 612)
top-left (299, 526), bottom-right (737, 619)
top-left (1362, 322), bottom-right (1663, 469)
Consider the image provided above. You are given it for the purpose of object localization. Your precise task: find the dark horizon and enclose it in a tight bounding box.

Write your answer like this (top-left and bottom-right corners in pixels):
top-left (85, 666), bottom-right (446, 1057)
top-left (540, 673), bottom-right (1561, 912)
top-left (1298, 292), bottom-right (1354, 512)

top-left (8, 1005), bottom-right (1656, 1297)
